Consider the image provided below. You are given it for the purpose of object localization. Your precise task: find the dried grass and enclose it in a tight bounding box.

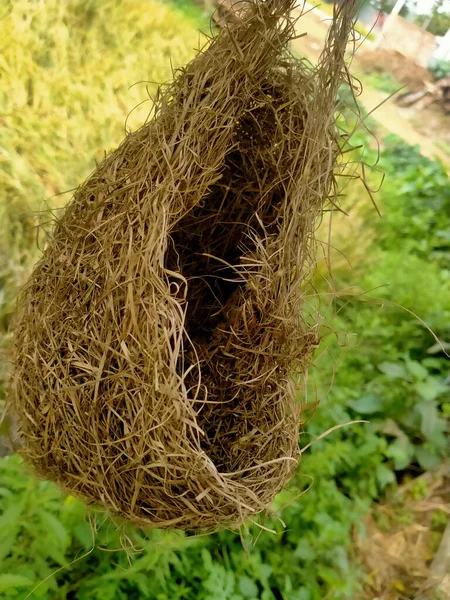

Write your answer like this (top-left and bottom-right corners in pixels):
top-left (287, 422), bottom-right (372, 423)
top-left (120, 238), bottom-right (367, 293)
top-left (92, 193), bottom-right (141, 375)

top-left (356, 465), bottom-right (450, 600)
top-left (8, 0), bottom-right (358, 530)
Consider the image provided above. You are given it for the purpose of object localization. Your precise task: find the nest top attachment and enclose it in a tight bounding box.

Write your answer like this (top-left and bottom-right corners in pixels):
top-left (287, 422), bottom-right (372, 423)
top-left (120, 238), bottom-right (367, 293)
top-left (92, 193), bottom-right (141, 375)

top-left (9, 0), bottom-right (357, 530)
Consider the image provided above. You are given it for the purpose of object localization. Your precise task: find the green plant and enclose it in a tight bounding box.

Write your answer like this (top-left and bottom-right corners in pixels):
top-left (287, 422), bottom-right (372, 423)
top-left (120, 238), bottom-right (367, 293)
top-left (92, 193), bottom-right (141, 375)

top-left (362, 71), bottom-right (402, 95)
top-left (415, 5), bottom-right (450, 38)
top-left (318, 137), bottom-right (450, 476)
top-left (0, 455), bottom-right (199, 600)
top-left (354, 22), bottom-right (375, 43)
top-left (435, 139), bottom-right (450, 157)
top-left (431, 509), bottom-right (449, 530)
top-left (428, 58), bottom-right (450, 81)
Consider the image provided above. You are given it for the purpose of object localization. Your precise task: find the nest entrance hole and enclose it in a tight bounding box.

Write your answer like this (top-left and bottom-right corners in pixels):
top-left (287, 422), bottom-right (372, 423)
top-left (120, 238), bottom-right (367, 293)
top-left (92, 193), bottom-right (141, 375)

top-left (163, 91), bottom-right (294, 473)
top-left (166, 85), bottom-right (290, 346)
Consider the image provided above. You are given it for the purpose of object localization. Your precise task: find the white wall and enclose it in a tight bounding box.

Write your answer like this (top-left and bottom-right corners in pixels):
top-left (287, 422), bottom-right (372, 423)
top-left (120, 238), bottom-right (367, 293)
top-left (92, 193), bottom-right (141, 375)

top-left (434, 28), bottom-right (450, 61)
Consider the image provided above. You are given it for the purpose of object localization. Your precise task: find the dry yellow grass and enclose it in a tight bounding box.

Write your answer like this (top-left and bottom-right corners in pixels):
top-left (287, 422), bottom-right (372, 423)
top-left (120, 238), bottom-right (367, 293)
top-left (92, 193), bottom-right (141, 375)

top-left (0, 0), bottom-right (204, 331)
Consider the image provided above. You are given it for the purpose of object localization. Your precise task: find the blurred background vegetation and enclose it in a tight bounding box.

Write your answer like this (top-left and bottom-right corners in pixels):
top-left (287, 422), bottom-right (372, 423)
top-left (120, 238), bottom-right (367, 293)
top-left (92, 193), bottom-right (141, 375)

top-left (0, 1), bottom-right (449, 599)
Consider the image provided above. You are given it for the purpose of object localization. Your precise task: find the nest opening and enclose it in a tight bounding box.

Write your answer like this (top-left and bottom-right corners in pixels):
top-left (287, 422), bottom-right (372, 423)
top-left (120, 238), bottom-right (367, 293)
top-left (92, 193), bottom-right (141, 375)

top-left (166, 82), bottom-right (300, 473)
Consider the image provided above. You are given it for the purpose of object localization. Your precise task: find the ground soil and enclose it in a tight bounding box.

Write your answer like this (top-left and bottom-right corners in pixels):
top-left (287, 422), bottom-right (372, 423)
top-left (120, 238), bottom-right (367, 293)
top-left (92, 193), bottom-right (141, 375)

top-left (292, 6), bottom-right (450, 168)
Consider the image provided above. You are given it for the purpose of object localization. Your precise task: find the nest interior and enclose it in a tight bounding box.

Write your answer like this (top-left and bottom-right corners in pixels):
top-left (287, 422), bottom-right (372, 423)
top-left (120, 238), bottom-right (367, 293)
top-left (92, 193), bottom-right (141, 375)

top-left (8, 0), bottom-right (357, 530)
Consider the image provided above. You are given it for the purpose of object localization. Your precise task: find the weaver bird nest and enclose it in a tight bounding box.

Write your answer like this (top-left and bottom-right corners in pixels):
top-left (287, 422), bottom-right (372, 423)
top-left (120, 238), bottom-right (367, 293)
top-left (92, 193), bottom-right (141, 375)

top-left (9, 0), bottom-right (358, 530)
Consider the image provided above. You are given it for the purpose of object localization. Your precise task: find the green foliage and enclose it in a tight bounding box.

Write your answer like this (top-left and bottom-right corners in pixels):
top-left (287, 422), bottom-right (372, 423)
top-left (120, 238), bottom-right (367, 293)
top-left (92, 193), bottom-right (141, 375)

top-left (428, 58), bottom-right (450, 81)
top-left (366, 0), bottom-right (406, 16)
top-left (318, 136), bottom-right (450, 478)
top-left (1, 2), bottom-right (449, 600)
top-left (0, 454), bottom-right (366, 600)
top-left (353, 22), bottom-right (375, 43)
top-left (415, 9), bottom-right (450, 37)
top-left (362, 71), bottom-right (402, 95)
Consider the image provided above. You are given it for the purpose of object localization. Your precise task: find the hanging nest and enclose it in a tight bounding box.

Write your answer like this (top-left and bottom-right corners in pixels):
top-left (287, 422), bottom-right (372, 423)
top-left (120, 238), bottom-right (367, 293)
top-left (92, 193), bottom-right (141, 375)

top-left (8, 0), bottom-right (357, 530)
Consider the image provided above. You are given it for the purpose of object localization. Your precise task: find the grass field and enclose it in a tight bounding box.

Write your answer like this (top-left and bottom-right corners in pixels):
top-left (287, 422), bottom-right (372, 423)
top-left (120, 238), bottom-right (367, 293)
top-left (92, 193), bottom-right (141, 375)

top-left (0, 0), bottom-right (206, 342)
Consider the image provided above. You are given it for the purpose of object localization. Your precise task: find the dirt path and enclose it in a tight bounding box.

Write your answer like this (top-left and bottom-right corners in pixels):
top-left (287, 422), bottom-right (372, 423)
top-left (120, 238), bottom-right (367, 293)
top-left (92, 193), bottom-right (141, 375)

top-left (292, 6), bottom-right (449, 167)
top-left (357, 85), bottom-right (450, 165)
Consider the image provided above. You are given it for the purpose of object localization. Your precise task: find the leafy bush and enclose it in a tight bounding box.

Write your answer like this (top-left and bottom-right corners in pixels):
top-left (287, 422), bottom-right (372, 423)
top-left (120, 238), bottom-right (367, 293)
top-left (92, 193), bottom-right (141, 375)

top-left (428, 58), bottom-right (450, 81)
top-left (361, 71), bottom-right (402, 95)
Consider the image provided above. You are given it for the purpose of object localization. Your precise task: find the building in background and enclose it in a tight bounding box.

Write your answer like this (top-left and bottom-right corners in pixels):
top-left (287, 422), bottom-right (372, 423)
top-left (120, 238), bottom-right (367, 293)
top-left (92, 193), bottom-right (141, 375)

top-left (433, 27), bottom-right (450, 60)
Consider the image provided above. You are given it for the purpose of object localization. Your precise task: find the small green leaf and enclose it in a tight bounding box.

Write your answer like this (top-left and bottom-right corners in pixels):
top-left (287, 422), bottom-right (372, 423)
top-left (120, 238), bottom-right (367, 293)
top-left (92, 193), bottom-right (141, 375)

top-left (379, 418), bottom-right (404, 437)
top-left (0, 573), bottom-right (34, 592)
top-left (416, 446), bottom-right (441, 471)
top-left (415, 402), bottom-right (444, 440)
top-left (415, 379), bottom-right (448, 402)
top-left (45, 544), bottom-right (68, 568)
top-left (294, 539), bottom-right (313, 560)
top-left (0, 503), bottom-right (24, 532)
top-left (38, 510), bottom-right (68, 550)
top-left (257, 564), bottom-right (272, 585)
top-left (295, 588), bottom-right (312, 600)
top-left (0, 504), bottom-right (23, 562)
top-left (405, 360), bottom-right (428, 380)
top-left (317, 565), bottom-right (341, 585)
top-left (376, 464), bottom-right (395, 489)
top-left (427, 341), bottom-right (450, 354)
top-left (386, 438), bottom-right (414, 470)
top-left (74, 523), bottom-right (93, 549)
top-left (238, 576), bottom-right (258, 598)
top-left (350, 395), bottom-right (383, 414)
top-left (201, 548), bottom-right (213, 571)
top-left (378, 362), bottom-right (407, 379)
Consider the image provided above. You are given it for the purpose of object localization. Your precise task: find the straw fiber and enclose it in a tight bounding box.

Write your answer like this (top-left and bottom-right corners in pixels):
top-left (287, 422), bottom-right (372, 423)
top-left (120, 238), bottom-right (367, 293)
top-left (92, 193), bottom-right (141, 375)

top-left (9, 0), bottom-right (357, 530)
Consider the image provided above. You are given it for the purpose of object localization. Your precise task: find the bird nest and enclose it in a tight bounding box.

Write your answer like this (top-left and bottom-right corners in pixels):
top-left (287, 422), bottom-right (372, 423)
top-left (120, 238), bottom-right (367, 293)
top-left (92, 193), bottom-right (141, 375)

top-left (8, 0), bottom-right (357, 530)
